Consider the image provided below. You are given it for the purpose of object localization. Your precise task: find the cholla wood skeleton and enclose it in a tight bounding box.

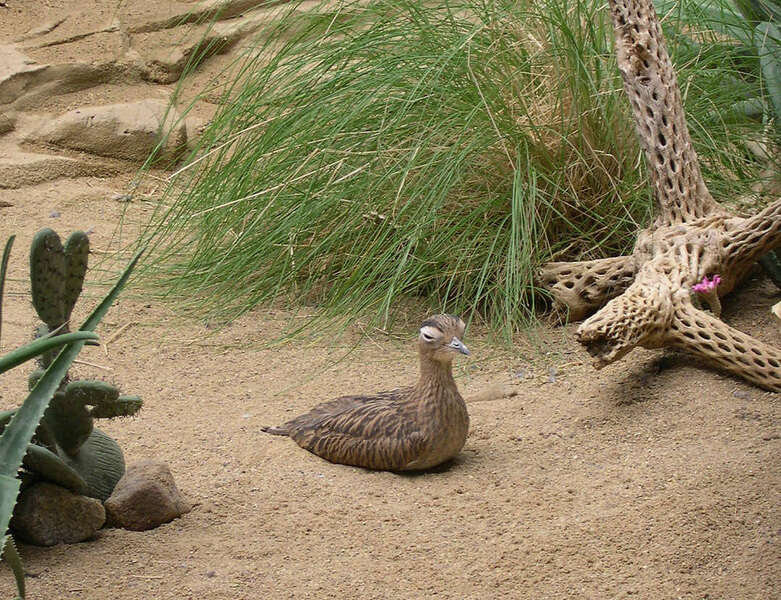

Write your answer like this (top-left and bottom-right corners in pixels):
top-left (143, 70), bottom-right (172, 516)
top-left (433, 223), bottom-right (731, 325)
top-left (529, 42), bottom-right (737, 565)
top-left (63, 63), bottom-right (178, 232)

top-left (540, 0), bottom-right (781, 391)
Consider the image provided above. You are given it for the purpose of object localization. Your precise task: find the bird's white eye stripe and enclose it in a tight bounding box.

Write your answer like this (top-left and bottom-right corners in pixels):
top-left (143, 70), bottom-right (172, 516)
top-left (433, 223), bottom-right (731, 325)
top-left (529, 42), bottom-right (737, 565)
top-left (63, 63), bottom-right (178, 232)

top-left (420, 325), bottom-right (441, 340)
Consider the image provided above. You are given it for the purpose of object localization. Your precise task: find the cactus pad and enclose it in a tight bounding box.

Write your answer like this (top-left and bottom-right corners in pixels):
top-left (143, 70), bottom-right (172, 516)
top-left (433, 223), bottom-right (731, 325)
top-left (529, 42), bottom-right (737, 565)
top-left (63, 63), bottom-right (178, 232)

top-left (43, 391), bottom-right (93, 457)
top-left (62, 428), bottom-right (125, 501)
top-left (29, 229), bottom-right (89, 331)
top-left (22, 444), bottom-right (88, 496)
top-left (62, 231), bottom-right (89, 321)
top-left (27, 368), bottom-right (44, 391)
top-left (65, 380), bottom-right (120, 408)
top-left (40, 381), bottom-right (141, 457)
top-left (29, 229), bottom-right (67, 329)
top-left (91, 395), bottom-right (143, 419)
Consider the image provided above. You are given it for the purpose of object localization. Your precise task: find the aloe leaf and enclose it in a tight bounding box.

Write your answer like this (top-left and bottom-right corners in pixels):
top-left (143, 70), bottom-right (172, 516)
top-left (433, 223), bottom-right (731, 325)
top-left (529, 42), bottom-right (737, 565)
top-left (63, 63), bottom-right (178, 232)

top-left (0, 247), bottom-right (144, 548)
top-left (0, 331), bottom-right (98, 375)
top-left (756, 21), bottom-right (781, 129)
top-left (22, 444), bottom-right (88, 495)
top-left (80, 248), bottom-right (144, 332)
top-left (0, 474), bottom-right (23, 599)
top-left (655, 0), bottom-right (752, 45)
top-left (727, 96), bottom-right (767, 121)
top-left (736, 0), bottom-right (781, 24)
top-left (1, 533), bottom-right (25, 599)
top-left (736, 0), bottom-right (769, 23)
top-left (0, 409), bottom-right (15, 429)
top-left (0, 476), bottom-right (21, 540)
top-left (0, 236), bottom-right (13, 348)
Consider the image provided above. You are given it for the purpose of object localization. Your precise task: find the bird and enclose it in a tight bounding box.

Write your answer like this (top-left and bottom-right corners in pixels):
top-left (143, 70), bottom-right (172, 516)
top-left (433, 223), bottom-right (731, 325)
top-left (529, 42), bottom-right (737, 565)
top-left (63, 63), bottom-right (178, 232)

top-left (262, 314), bottom-right (471, 471)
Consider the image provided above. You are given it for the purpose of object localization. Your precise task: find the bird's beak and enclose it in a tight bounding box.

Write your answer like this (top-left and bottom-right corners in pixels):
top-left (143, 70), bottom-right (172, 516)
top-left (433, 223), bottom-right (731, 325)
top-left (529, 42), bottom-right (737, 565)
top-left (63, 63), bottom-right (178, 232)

top-left (448, 337), bottom-right (470, 356)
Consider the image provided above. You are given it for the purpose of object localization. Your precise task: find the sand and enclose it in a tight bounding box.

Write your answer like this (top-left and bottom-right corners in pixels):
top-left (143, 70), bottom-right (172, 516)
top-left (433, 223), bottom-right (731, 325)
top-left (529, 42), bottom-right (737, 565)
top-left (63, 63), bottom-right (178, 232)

top-left (0, 2), bottom-right (779, 598)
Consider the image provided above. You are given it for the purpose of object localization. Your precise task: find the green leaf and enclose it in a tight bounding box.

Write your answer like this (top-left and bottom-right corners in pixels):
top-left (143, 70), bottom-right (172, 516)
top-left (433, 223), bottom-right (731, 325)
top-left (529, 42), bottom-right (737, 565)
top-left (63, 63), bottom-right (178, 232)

top-left (655, 0), bottom-right (753, 45)
top-left (0, 331), bottom-right (99, 375)
top-left (1, 533), bottom-right (25, 599)
top-left (0, 236), bottom-right (14, 348)
top-left (735, 0), bottom-right (781, 24)
top-left (757, 21), bottom-right (781, 128)
top-left (0, 473), bottom-right (23, 599)
top-left (0, 475), bottom-right (21, 538)
top-left (22, 444), bottom-right (88, 495)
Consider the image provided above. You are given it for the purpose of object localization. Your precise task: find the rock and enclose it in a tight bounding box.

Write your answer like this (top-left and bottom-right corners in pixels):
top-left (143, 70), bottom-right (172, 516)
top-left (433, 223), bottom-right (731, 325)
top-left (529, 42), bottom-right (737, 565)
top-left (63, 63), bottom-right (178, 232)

top-left (140, 9), bottom-right (268, 84)
top-left (14, 16), bottom-right (69, 43)
top-left (127, 0), bottom-right (270, 34)
top-left (0, 151), bottom-right (120, 189)
top-left (0, 44), bottom-right (129, 110)
top-left (141, 43), bottom-right (197, 85)
top-left (467, 383), bottom-right (519, 403)
top-left (104, 460), bottom-right (190, 531)
top-left (0, 45), bottom-right (48, 105)
top-left (10, 482), bottom-right (106, 546)
top-left (0, 111), bottom-right (15, 135)
top-left (10, 62), bottom-right (124, 110)
top-left (26, 99), bottom-right (189, 163)
top-left (138, 2), bottom-right (308, 84)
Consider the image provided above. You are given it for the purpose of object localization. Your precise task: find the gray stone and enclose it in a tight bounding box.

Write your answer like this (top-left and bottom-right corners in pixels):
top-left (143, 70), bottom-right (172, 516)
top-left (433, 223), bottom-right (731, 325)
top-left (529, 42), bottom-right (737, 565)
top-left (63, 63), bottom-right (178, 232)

top-left (26, 99), bottom-right (189, 163)
top-left (10, 482), bottom-right (106, 546)
top-left (104, 460), bottom-right (190, 531)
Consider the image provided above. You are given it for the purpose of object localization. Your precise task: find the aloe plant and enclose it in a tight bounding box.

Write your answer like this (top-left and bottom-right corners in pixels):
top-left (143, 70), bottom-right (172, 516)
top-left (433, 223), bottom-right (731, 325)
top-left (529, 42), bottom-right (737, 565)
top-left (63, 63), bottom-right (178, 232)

top-left (0, 233), bottom-right (144, 599)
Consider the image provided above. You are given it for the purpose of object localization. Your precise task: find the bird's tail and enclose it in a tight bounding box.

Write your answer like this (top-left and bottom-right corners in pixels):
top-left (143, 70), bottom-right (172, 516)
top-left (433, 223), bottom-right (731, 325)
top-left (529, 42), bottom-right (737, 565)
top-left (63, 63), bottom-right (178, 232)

top-left (261, 425), bottom-right (289, 436)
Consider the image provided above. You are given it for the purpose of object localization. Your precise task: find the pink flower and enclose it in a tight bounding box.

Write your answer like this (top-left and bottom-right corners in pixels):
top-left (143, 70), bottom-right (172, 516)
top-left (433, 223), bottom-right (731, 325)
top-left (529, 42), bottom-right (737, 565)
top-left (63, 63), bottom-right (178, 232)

top-left (692, 274), bottom-right (721, 294)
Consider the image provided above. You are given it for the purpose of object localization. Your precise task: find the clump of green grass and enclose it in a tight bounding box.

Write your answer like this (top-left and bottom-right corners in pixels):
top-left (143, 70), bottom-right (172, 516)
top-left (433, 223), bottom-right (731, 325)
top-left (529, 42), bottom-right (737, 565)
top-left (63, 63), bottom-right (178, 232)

top-left (140, 0), bottom-right (773, 336)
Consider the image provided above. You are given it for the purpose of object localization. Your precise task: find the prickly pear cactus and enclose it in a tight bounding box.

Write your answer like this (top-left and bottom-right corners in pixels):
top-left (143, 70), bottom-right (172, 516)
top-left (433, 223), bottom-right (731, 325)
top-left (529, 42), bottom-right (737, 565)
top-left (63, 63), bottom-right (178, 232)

top-left (21, 229), bottom-right (143, 502)
top-left (30, 228), bottom-right (88, 333)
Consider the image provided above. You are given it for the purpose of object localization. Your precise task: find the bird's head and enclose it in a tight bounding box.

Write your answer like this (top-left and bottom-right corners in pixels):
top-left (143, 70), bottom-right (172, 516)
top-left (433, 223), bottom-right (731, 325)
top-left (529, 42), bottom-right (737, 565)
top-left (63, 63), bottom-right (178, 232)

top-left (417, 314), bottom-right (470, 363)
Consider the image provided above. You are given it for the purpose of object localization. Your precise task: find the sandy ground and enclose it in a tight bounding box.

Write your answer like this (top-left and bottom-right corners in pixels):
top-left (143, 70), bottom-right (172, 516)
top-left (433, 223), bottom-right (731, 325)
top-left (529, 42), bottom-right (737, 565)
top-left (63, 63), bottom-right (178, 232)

top-left (1, 2), bottom-right (780, 599)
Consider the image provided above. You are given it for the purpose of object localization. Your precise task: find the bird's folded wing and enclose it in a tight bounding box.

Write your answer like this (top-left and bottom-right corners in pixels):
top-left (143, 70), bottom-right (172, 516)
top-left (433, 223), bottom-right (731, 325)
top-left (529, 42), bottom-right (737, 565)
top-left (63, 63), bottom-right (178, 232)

top-left (285, 388), bottom-right (426, 469)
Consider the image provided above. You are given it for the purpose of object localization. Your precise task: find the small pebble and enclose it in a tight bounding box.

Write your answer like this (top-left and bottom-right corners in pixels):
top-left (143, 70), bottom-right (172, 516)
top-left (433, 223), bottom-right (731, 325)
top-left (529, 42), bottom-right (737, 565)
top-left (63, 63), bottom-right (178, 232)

top-left (206, 570), bottom-right (216, 578)
top-left (49, 210), bottom-right (60, 218)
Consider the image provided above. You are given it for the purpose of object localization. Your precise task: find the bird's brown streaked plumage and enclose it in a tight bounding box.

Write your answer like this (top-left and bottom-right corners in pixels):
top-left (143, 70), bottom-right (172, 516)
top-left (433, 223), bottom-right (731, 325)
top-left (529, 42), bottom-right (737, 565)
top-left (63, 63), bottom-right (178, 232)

top-left (262, 314), bottom-right (471, 471)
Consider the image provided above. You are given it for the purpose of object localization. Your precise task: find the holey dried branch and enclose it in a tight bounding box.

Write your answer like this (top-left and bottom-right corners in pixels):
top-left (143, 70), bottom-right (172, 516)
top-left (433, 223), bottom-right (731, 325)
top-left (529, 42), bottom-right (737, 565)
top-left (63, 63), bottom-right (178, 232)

top-left (540, 0), bottom-right (781, 391)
